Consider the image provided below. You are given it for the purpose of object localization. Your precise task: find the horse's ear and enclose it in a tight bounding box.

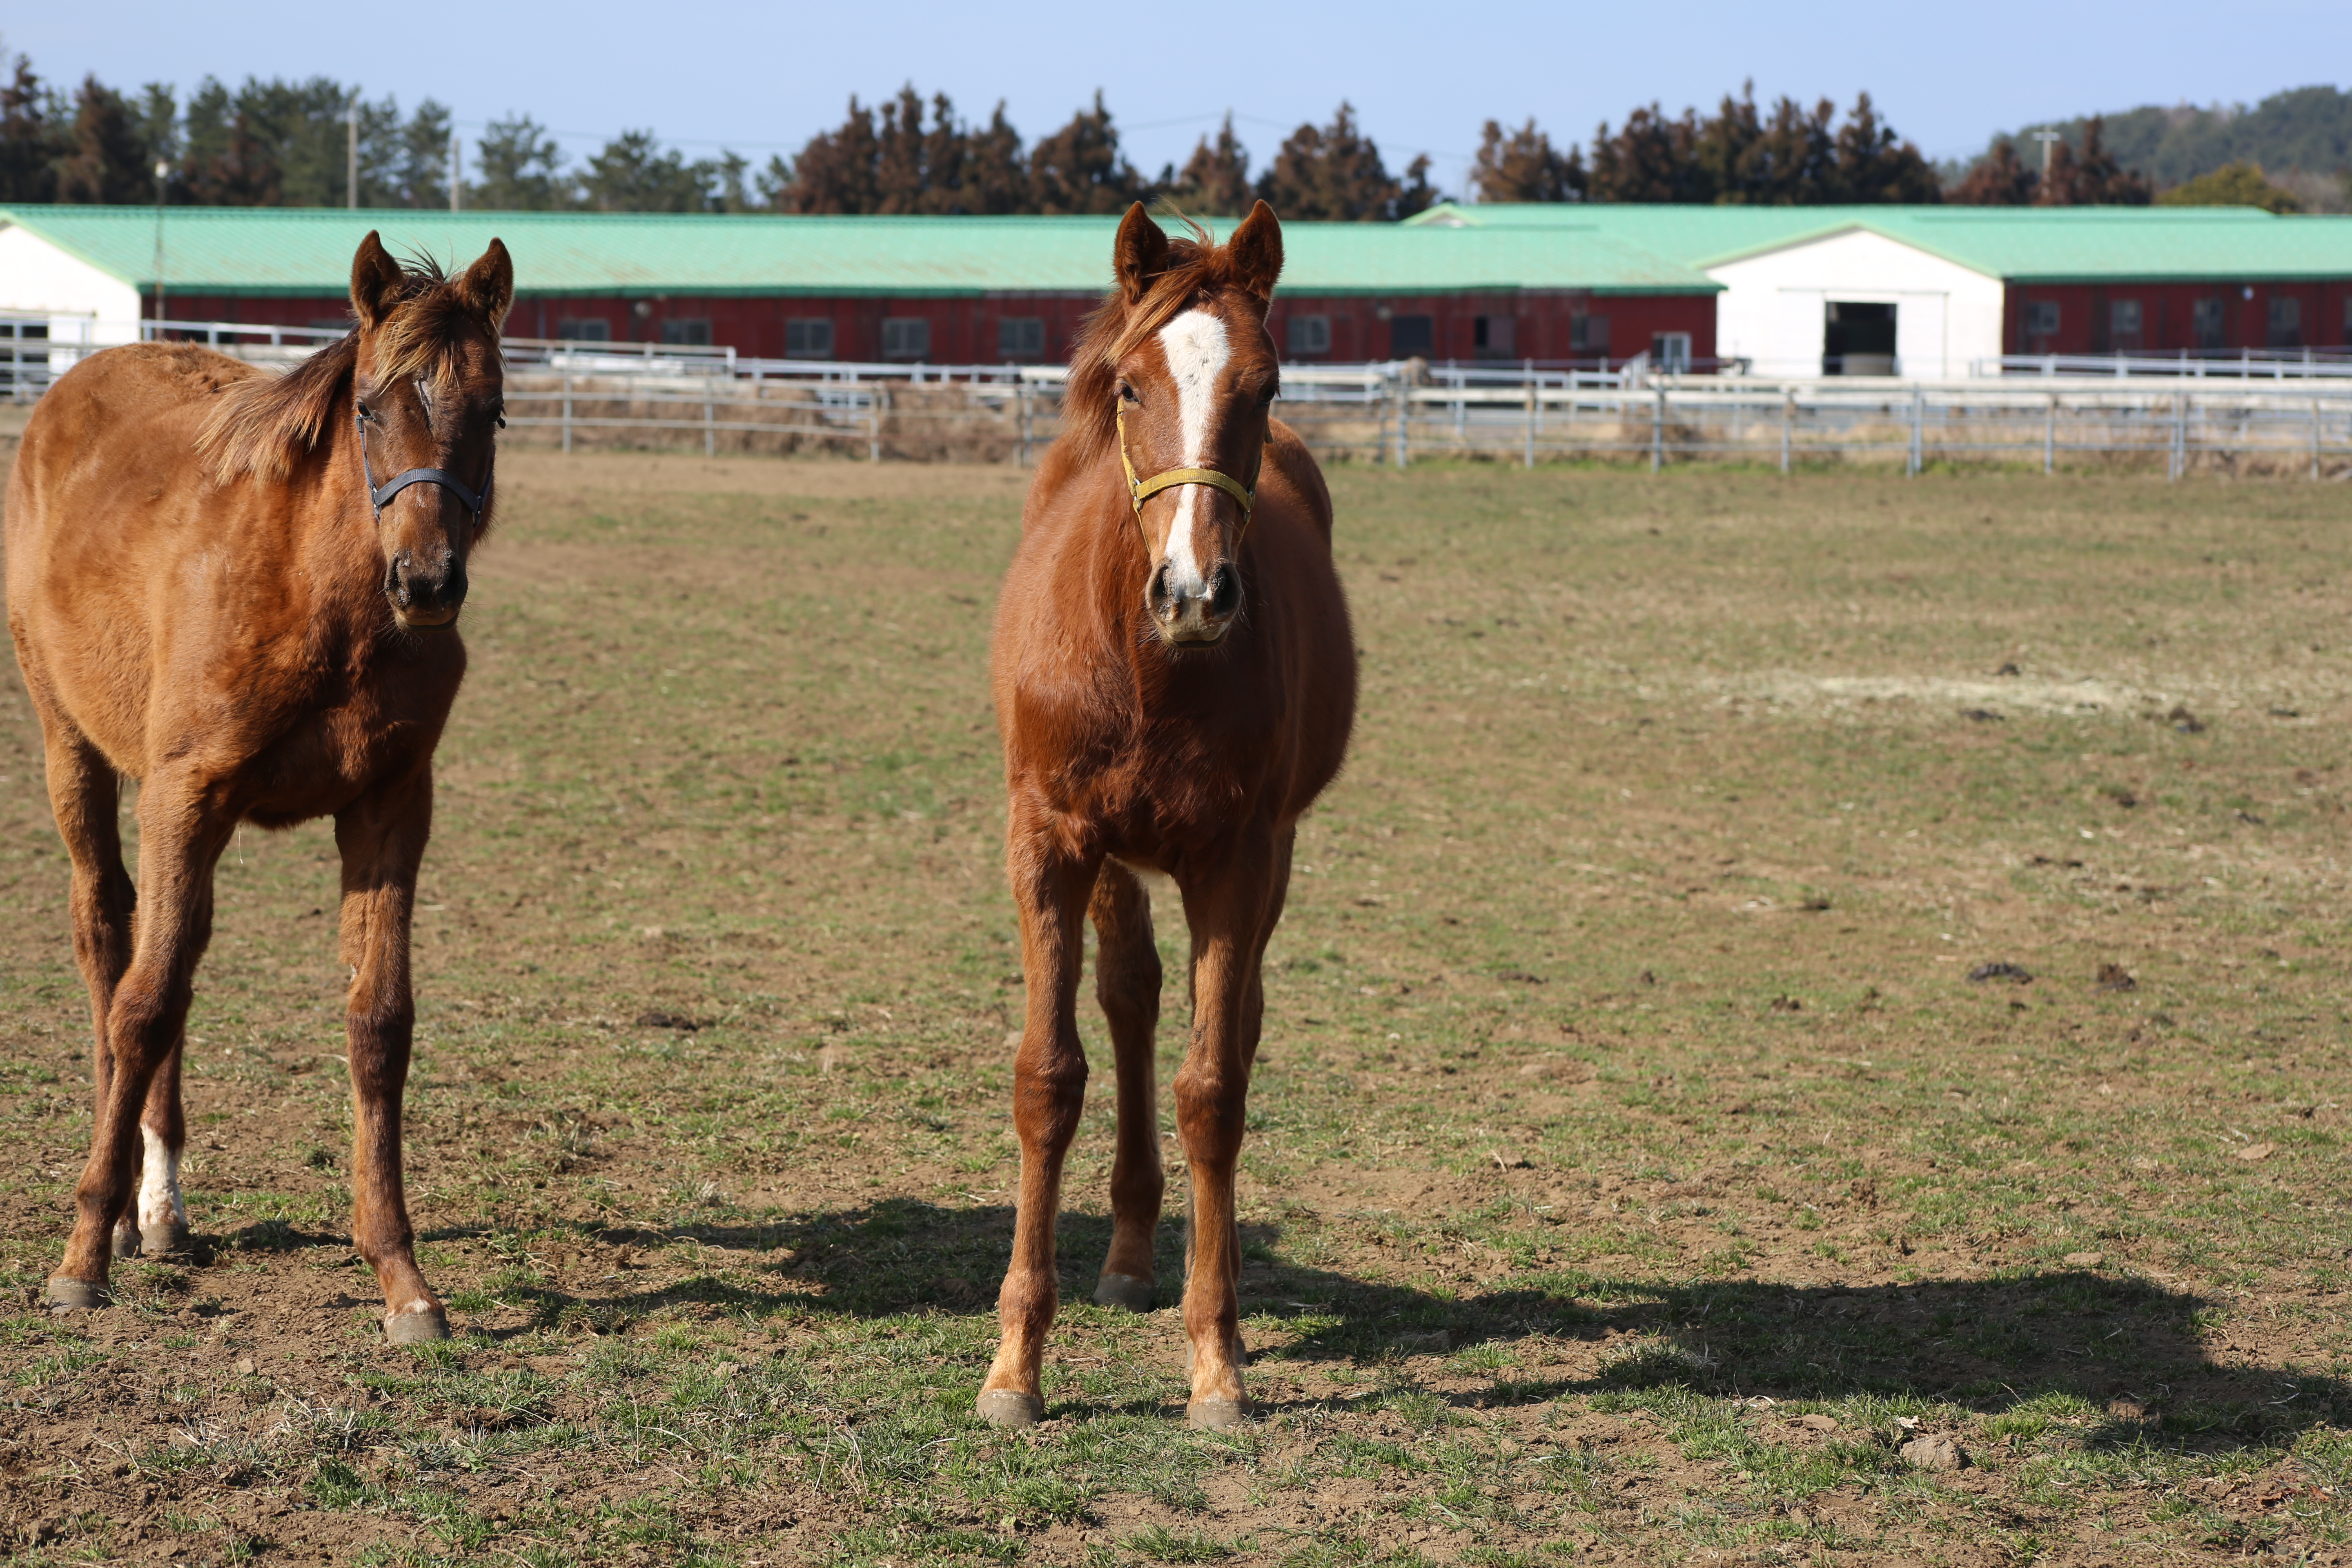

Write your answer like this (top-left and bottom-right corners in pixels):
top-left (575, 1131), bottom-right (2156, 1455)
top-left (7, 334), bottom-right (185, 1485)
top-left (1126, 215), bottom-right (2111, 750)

top-left (1113, 203), bottom-right (1170, 303)
top-left (456, 238), bottom-right (515, 331)
top-left (1229, 201), bottom-right (1284, 301)
top-left (350, 231), bottom-right (403, 330)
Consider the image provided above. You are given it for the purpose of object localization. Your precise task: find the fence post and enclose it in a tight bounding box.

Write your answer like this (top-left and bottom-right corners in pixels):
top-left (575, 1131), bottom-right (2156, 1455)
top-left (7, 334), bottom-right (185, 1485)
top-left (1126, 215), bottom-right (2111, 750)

top-left (1780, 389), bottom-right (1793, 474)
top-left (1650, 385), bottom-right (1665, 474)
top-left (869, 388), bottom-right (883, 463)
top-left (2044, 394), bottom-right (2056, 476)
top-left (1393, 374), bottom-right (1410, 468)
top-left (2315, 399), bottom-right (2324, 481)
top-left (1522, 359), bottom-right (1536, 470)
top-left (561, 371), bottom-right (573, 455)
top-left (1909, 387), bottom-right (1923, 476)
top-left (2172, 393), bottom-right (2187, 481)
top-left (704, 385), bottom-right (715, 458)
top-left (1017, 378), bottom-right (1031, 467)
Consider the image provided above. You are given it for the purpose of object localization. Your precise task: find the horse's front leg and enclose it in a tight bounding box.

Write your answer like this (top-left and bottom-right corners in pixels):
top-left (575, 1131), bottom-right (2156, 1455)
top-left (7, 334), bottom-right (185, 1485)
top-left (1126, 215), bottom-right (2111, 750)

top-left (47, 772), bottom-right (231, 1308)
top-left (976, 800), bottom-right (1100, 1428)
top-left (1172, 831), bottom-right (1283, 1428)
top-left (336, 770), bottom-right (446, 1342)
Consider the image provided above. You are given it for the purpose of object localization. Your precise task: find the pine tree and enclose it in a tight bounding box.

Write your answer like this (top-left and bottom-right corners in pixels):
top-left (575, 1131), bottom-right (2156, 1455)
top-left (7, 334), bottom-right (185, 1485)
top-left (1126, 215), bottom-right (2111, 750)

top-left (1258, 102), bottom-right (1420, 220)
top-left (781, 97), bottom-right (882, 213)
top-left (1947, 138), bottom-right (2037, 205)
top-left (1171, 115), bottom-right (1253, 214)
top-left (1471, 118), bottom-right (1584, 203)
top-left (53, 75), bottom-right (150, 202)
top-left (2038, 117), bottom-right (2151, 205)
top-left (0, 49), bottom-right (54, 202)
top-left (580, 129), bottom-right (711, 212)
top-left (1829, 92), bottom-right (1940, 202)
top-left (1027, 91), bottom-right (1145, 215)
top-left (1587, 105), bottom-right (1708, 203)
top-left (962, 104), bottom-right (1027, 214)
top-left (476, 114), bottom-right (570, 209)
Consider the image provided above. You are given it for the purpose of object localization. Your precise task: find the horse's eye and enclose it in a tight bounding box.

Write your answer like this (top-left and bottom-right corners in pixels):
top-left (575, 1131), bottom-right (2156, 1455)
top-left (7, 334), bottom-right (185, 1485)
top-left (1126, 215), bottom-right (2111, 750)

top-left (355, 399), bottom-right (376, 422)
top-left (1118, 383), bottom-right (1140, 405)
top-left (1258, 385), bottom-right (1278, 406)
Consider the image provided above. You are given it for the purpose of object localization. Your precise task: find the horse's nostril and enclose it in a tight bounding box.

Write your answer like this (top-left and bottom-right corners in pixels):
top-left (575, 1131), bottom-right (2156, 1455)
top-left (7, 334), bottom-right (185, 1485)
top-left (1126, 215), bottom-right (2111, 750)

top-left (1208, 567), bottom-right (1241, 619)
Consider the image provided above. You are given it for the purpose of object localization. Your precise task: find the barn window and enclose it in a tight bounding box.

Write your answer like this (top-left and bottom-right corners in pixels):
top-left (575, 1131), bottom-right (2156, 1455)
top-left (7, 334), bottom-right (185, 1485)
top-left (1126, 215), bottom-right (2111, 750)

top-left (1287, 315), bottom-right (1331, 356)
top-left (1387, 314), bottom-right (1433, 358)
top-left (2108, 299), bottom-right (2142, 343)
top-left (1472, 314), bottom-right (1515, 357)
top-left (882, 318), bottom-right (931, 360)
top-left (786, 319), bottom-right (835, 359)
top-left (2023, 300), bottom-right (2059, 337)
top-left (2268, 295), bottom-right (2302, 349)
top-left (1570, 312), bottom-right (1610, 355)
top-left (557, 318), bottom-right (611, 341)
top-left (2192, 297), bottom-right (2227, 350)
top-left (1650, 332), bottom-right (1691, 373)
top-left (660, 318), bottom-right (711, 347)
top-left (998, 316), bottom-right (1046, 359)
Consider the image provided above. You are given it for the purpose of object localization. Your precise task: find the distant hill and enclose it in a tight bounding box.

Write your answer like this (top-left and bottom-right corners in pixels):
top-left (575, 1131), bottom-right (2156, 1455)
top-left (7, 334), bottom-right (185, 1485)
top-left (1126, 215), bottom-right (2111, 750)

top-left (1975, 85), bottom-right (2352, 209)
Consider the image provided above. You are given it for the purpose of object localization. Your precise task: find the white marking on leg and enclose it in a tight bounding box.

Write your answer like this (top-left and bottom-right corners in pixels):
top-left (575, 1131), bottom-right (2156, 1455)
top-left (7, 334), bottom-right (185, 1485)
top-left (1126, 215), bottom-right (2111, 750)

top-left (1154, 310), bottom-right (1232, 599)
top-left (137, 1124), bottom-right (185, 1234)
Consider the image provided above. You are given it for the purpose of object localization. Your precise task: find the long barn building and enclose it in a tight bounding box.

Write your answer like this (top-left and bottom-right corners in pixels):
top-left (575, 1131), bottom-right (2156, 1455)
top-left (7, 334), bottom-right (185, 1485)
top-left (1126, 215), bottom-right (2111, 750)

top-left (0, 207), bottom-right (1717, 370)
top-left (1413, 203), bottom-right (2352, 376)
top-left (4, 204), bottom-right (2346, 379)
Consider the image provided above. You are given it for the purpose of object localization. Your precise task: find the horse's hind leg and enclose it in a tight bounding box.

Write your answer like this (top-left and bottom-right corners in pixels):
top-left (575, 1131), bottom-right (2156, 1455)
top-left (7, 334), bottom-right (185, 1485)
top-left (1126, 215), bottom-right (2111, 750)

top-left (132, 1040), bottom-right (190, 1256)
top-left (1089, 862), bottom-right (1163, 1312)
top-left (33, 728), bottom-right (147, 1265)
top-left (48, 770), bottom-right (229, 1309)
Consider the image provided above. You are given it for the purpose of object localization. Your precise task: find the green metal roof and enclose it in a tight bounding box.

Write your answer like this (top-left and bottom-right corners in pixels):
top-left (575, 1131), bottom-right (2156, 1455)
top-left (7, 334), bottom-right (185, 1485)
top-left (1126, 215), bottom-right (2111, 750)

top-left (0, 205), bottom-right (1717, 299)
top-left (1407, 203), bottom-right (2352, 283)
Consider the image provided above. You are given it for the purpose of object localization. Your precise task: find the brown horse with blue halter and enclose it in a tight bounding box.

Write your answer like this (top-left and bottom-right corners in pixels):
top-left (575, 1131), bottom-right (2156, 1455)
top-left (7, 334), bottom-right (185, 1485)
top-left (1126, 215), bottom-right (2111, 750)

top-left (981, 203), bottom-right (1356, 1428)
top-left (6, 231), bottom-right (510, 1341)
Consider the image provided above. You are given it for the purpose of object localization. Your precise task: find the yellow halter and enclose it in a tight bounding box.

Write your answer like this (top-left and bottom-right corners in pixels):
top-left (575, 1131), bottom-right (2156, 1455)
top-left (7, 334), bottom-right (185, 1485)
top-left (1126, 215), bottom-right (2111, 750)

top-left (1116, 404), bottom-right (1257, 536)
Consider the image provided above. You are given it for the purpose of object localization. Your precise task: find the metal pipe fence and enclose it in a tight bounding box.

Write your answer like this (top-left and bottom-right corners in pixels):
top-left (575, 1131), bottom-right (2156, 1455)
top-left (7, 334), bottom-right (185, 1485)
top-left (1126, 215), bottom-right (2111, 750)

top-left (7, 316), bottom-right (2350, 478)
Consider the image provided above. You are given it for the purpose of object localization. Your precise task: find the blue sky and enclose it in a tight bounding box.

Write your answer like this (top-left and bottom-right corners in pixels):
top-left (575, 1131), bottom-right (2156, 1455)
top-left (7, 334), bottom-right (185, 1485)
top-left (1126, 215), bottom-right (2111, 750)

top-left (11, 1), bottom-right (2347, 193)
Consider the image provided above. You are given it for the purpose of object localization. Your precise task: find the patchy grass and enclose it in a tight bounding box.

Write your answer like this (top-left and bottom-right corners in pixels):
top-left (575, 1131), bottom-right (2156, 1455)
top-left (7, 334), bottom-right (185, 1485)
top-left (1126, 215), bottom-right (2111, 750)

top-left (4, 452), bottom-right (2352, 1564)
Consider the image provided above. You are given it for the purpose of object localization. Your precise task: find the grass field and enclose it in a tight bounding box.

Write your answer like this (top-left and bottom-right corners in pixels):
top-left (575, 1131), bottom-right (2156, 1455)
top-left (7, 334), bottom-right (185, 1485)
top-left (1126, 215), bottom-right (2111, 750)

top-left (4, 450), bottom-right (2352, 1567)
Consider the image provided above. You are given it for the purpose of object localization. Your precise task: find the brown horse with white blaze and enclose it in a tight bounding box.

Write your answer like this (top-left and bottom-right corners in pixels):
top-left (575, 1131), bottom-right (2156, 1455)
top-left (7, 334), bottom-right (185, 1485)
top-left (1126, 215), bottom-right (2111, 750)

top-left (6, 232), bottom-right (511, 1341)
top-left (980, 203), bottom-right (1356, 1429)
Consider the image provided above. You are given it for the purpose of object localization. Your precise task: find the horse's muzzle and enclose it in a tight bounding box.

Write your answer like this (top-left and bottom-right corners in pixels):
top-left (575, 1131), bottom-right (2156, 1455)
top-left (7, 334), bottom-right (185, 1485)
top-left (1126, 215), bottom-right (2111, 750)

top-left (1149, 560), bottom-right (1241, 646)
top-left (386, 550), bottom-right (467, 628)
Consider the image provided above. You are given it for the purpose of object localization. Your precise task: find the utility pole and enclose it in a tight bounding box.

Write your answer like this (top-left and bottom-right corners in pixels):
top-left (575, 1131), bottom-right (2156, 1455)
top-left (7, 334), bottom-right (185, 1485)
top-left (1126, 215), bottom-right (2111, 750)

top-left (346, 100), bottom-right (359, 209)
top-left (2031, 129), bottom-right (2062, 179)
top-left (449, 133), bottom-right (461, 213)
top-left (152, 159), bottom-right (169, 333)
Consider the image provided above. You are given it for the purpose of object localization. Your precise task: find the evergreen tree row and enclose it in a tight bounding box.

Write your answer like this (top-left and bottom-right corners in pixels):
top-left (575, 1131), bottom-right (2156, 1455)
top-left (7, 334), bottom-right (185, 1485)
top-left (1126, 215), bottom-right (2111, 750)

top-left (0, 41), bottom-right (2242, 218)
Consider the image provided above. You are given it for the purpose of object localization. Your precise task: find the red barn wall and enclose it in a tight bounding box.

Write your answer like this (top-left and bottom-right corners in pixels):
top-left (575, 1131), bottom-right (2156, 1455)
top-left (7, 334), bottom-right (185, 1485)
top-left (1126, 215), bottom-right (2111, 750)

top-left (153, 288), bottom-right (1718, 369)
top-left (2004, 280), bottom-right (2351, 356)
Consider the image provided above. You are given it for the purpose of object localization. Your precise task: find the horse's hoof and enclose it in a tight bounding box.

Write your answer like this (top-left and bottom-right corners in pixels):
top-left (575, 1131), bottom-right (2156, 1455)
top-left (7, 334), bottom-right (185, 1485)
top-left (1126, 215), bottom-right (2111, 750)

top-left (1092, 1272), bottom-right (1156, 1313)
top-left (112, 1225), bottom-right (140, 1259)
top-left (45, 1276), bottom-right (105, 1312)
top-left (142, 1222), bottom-right (191, 1258)
top-left (1187, 1396), bottom-right (1250, 1430)
top-left (384, 1307), bottom-right (450, 1345)
top-left (975, 1390), bottom-right (1044, 1429)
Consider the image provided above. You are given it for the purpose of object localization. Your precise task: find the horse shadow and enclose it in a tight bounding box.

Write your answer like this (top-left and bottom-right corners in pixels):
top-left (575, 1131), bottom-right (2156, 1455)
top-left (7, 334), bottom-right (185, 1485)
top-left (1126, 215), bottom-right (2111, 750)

top-left (408, 1197), bottom-right (2348, 1446)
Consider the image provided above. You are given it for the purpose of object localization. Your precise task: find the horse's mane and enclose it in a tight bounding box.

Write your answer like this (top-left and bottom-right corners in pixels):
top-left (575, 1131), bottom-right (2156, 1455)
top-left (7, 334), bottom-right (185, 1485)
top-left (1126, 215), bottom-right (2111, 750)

top-left (197, 255), bottom-right (488, 484)
top-left (1063, 214), bottom-right (1261, 468)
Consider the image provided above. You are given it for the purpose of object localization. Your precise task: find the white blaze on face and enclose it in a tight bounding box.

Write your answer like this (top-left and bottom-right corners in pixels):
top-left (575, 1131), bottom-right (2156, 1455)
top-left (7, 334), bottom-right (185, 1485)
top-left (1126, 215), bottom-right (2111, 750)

top-left (1153, 309), bottom-right (1233, 599)
top-left (138, 1123), bottom-right (185, 1236)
